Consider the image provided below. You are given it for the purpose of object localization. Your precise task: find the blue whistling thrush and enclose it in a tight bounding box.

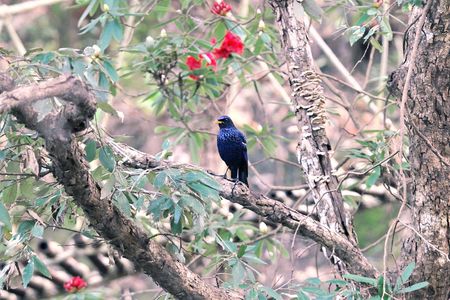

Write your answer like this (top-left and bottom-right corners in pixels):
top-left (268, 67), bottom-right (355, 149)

top-left (216, 115), bottom-right (248, 186)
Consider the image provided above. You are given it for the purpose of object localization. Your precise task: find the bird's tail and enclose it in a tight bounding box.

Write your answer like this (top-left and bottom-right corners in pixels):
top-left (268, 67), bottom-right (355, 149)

top-left (238, 164), bottom-right (248, 187)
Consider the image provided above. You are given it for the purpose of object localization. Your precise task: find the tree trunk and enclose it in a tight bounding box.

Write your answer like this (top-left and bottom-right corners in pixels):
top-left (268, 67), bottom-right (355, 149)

top-left (388, 1), bottom-right (450, 298)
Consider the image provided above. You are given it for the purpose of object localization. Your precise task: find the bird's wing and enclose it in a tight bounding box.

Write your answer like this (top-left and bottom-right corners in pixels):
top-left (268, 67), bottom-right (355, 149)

top-left (237, 131), bottom-right (248, 162)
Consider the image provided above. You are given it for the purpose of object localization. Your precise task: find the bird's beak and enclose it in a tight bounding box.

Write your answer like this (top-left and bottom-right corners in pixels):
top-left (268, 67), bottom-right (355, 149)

top-left (215, 120), bottom-right (223, 124)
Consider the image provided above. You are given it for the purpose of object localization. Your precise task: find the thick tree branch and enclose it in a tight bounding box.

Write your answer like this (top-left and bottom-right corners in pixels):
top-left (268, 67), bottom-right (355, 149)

top-left (0, 75), bottom-right (95, 115)
top-left (0, 66), bottom-right (237, 300)
top-left (109, 140), bottom-right (379, 278)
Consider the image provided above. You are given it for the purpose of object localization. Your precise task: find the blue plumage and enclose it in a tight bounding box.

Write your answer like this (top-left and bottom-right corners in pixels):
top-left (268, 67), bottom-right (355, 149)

top-left (216, 115), bottom-right (248, 186)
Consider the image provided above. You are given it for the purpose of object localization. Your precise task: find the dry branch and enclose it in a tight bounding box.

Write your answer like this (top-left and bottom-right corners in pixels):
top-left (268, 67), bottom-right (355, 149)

top-left (0, 0), bottom-right (69, 18)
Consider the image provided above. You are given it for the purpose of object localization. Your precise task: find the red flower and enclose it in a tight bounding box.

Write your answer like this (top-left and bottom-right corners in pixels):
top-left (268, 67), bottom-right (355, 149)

top-left (213, 31), bottom-right (244, 59)
top-left (211, 1), bottom-right (232, 16)
top-left (186, 52), bottom-right (217, 80)
top-left (186, 56), bottom-right (202, 70)
top-left (64, 276), bottom-right (87, 293)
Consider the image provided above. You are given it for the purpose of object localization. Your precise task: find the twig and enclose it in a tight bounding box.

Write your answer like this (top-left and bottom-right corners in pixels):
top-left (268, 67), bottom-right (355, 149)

top-left (378, 0), bottom-right (390, 96)
top-left (0, 0), bottom-right (69, 17)
top-left (306, 19), bottom-right (379, 115)
top-left (4, 20), bottom-right (26, 55)
top-left (320, 72), bottom-right (386, 102)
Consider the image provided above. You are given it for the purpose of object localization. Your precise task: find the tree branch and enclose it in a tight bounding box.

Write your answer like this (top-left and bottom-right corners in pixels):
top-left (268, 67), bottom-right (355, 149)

top-left (108, 140), bottom-right (379, 278)
top-left (0, 65), bottom-right (237, 300)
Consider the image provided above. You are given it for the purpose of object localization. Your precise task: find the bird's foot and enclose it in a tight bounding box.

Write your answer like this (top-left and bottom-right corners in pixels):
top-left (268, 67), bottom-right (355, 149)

top-left (231, 179), bottom-right (240, 197)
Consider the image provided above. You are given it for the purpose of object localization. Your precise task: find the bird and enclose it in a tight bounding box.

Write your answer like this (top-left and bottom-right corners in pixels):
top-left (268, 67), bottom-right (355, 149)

top-left (216, 115), bottom-right (248, 186)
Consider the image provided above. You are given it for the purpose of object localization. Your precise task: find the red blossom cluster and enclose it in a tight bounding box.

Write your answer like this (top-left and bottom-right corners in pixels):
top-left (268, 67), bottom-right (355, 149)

top-left (186, 31), bottom-right (244, 80)
top-left (213, 31), bottom-right (244, 59)
top-left (186, 53), bottom-right (217, 80)
top-left (211, 1), bottom-right (232, 16)
top-left (63, 276), bottom-right (87, 293)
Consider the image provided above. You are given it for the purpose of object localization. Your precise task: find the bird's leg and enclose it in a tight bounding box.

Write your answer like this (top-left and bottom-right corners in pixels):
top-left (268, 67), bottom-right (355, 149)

top-left (222, 167), bottom-right (229, 179)
top-left (231, 179), bottom-right (238, 197)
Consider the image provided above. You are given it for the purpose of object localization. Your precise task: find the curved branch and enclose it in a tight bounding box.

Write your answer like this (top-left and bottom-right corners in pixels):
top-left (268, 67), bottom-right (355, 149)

top-left (109, 140), bottom-right (379, 278)
top-left (0, 67), bottom-right (237, 300)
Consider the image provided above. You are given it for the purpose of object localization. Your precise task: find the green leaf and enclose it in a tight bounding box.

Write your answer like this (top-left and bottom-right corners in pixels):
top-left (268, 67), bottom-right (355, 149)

top-left (366, 7), bottom-right (379, 15)
top-left (237, 245), bottom-right (247, 258)
top-left (153, 0), bottom-right (171, 19)
top-left (232, 261), bottom-right (246, 286)
top-left (170, 215), bottom-right (182, 234)
top-left (173, 204), bottom-right (182, 224)
top-left (102, 59), bottom-right (119, 82)
top-left (219, 239), bottom-right (237, 253)
top-left (241, 253), bottom-right (267, 265)
top-left (99, 19), bottom-right (115, 50)
top-left (148, 195), bottom-right (172, 220)
top-left (31, 223), bottom-right (44, 239)
top-left (22, 260), bottom-right (34, 288)
top-left (20, 178), bottom-right (34, 199)
top-left (0, 202), bottom-right (11, 231)
top-left (188, 182), bottom-right (220, 201)
top-left (17, 220), bottom-right (35, 236)
top-left (343, 274), bottom-right (377, 286)
top-left (111, 18), bottom-right (123, 42)
top-left (377, 275), bottom-right (392, 297)
top-left (77, 0), bottom-right (98, 27)
top-left (85, 139), bottom-right (97, 162)
top-left (297, 290), bottom-right (309, 300)
top-left (370, 37), bottom-right (383, 52)
top-left (366, 166), bottom-right (381, 188)
top-left (2, 183), bottom-right (18, 205)
top-left (301, 286), bottom-right (330, 296)
top-left (398, 281), bottom-right (429, 294)
top-left (306, 277), bottom-right (321, 286)
top-left (180, 195), bottom-right (205, 216)
top-left (325, 279), bottom-right (348, 286)
top-left (97, 102), bottom-right (118, 116)
top-left (260, 287), bottom-right (282, 300)
top-left (349, 26), bottom-right (366, 46)
top-left (153, 172), bottom-right (167, 189)
top-left (115, 192), bottom-right (131, 217)
top-left (303, 0), bottom-right (324, 22)
top-left (32, 256), bottom-right (52, 279)
top-left (395, 262), bottom-right (415, 291)
top-left (99, 146), bottom-right (116, 172)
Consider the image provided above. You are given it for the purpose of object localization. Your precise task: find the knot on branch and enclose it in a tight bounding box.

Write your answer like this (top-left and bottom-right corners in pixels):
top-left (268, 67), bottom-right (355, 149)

top-left (0, 73), bottom-right (97, 137)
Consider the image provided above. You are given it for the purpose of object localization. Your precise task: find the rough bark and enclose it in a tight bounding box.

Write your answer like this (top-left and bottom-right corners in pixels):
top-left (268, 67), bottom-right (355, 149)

top-left (267, 0), bottom-right (359, 273)
top-left (0, 66), bottom-right (236, 300)
top-left (388, 1), bottom-right (450, 299)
